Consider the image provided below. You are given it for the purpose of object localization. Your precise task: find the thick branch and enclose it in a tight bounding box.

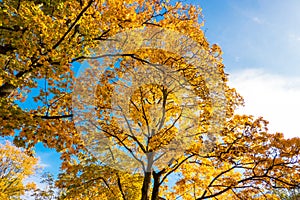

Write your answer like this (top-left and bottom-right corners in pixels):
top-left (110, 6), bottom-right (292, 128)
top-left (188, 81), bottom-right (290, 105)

top-left (0, 44), bottom-right (16, 54)
top-left (33, 114), bottom-right (73, 119)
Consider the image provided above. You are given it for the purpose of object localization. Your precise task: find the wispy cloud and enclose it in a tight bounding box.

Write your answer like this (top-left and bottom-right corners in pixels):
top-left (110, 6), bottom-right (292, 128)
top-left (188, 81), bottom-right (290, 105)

top-left (229, 68), bottom-right (300, 138)
top-left (288, 33), bottom-right (300, 42)
top-left (199, 0), bottom-right (300, 77)
top-left (251, 16), bottom-right (264, 24)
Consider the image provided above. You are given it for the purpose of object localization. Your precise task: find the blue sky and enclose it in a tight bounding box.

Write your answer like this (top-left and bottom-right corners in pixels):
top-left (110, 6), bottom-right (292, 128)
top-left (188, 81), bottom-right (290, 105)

top-left (196, 0), bottom-right (300, 138)
top-left (198, 0), bottom-right (300, 76)
top-left (15, 0), bottom-right (300, 192)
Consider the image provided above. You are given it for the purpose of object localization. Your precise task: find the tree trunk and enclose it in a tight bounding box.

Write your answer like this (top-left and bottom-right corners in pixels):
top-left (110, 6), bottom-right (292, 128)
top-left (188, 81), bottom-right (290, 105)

top-left (141, 153), bottom-right (154, 200)
top-left (141, 171), bottom-right (152, 200)
top-left (151, 171), bottom-right (161, 200)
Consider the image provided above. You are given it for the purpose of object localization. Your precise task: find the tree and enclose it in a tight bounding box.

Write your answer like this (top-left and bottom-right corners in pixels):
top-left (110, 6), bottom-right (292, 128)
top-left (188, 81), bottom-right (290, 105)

top-left (1, 0), bottom-right (300, 200)
top-left (0, 0), bottom-right (206, 155)
top-left (273, 188), bottom-right (300, 200)
top-left (31, 172), bottom-right (65, 200)
top-left (0, 141), bottom-right (38, 199)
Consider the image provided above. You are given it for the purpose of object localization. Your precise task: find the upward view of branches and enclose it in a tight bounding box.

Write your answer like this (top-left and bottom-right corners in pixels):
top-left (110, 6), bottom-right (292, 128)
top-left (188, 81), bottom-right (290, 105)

top-left (0, 0), bottom-right (299, 199)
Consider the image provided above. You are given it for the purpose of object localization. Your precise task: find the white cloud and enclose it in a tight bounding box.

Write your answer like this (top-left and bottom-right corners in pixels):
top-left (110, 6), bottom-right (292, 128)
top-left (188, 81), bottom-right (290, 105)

top-left (288, 33), bottom-right (300, 42)
top-left (252, 16), bottom-right (264, 24)
top-left (228, 69), bottom-right (300, 138)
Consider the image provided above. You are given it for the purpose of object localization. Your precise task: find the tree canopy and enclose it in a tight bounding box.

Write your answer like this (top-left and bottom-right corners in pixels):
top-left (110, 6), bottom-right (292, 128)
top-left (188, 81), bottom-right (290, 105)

top-left (1, 0), bottom-right (300, 199)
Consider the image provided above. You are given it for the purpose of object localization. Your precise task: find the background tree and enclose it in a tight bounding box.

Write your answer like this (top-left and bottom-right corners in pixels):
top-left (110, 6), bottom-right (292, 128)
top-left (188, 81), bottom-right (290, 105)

top-left (273, 188), bottom-right (300, 200)
top-left (31, 172), bottom-right (66, 200)
top-left (0, 142), bottom-right (38, 199)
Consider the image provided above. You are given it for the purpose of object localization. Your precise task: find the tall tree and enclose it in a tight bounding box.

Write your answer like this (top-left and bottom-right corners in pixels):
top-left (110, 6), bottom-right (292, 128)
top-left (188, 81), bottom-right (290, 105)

top-left (0, 0), bottom-right (206, 154)
top-left (1, 0), bottom-right (300, 200)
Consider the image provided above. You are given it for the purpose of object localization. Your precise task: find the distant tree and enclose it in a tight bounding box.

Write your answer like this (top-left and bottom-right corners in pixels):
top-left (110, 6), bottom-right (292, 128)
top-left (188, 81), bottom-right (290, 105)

top-left (273, 188), bottom-right (300, 200)
top-left (31, 172), bottom-right (65, 200)
top-left (0, 142), bottom-right (38, 199)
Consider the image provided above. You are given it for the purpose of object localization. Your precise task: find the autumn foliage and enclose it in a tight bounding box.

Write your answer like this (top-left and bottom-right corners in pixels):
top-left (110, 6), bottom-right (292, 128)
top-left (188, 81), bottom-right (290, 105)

top-left (0, 142), bottom-right (38, 199)
top-left (1, 0), bottom-right (300, 200)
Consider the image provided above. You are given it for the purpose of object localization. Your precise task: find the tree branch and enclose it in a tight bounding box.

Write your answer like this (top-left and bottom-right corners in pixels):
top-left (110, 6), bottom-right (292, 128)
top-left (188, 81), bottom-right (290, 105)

top-left (33, 114), bottom-right (73, 119)
top-left (52, 0), bottom-right (94, 50)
